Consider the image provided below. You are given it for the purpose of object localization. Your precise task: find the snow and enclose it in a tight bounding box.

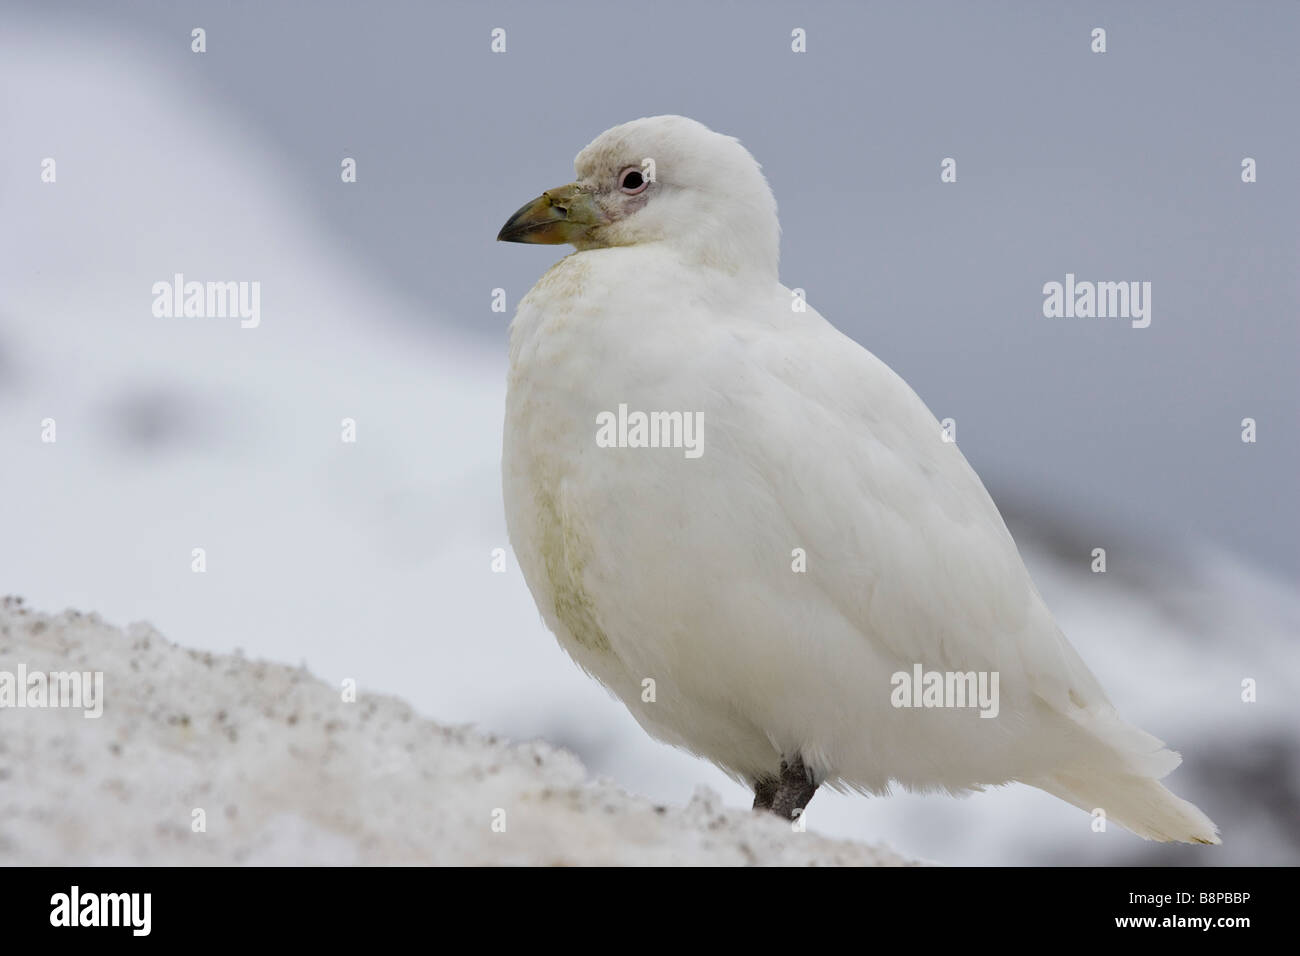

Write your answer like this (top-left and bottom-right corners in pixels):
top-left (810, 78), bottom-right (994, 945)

top-left (0, 599), bottom-right (911, 865)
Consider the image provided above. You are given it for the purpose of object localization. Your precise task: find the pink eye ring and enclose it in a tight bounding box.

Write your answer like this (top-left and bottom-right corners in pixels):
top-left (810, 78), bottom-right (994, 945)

top-left (618, 165), bottom-right (650, 194)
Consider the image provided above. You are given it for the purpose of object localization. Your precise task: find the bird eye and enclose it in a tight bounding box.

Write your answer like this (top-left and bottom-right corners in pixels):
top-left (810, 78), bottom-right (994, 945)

top-left (618, 166), bottom-right (648, 194)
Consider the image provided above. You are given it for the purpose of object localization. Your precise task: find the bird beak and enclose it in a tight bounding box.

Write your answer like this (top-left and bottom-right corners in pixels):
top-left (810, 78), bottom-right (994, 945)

top-left (496, 183), bottom-right (604, 244)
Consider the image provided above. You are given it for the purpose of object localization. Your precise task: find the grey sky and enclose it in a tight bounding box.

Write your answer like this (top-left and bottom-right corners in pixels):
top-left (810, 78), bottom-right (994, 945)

top-left (9, 0), bottom-right (1299, 576)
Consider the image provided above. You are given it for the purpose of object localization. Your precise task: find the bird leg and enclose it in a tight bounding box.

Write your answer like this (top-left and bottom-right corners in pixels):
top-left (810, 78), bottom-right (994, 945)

top-left (758, 755), bottom-right (819, 821)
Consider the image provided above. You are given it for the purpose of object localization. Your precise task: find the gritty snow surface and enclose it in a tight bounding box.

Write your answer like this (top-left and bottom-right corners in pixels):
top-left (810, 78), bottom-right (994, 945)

top-left (0, 600), bottom-right (911, 866)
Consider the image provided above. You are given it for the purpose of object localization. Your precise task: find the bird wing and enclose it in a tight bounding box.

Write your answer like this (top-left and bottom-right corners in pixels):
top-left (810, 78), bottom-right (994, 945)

top-left (726, 297), bottom-right (1112, 717)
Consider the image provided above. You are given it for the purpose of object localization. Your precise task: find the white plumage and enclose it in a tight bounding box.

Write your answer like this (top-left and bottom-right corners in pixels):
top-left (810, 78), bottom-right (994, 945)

top-left (499, 115), bottom-right (1218, 844)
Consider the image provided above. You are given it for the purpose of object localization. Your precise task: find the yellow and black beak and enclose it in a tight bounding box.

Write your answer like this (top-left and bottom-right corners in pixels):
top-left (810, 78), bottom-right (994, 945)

top-left (497, 183), bottom-right (604, 244)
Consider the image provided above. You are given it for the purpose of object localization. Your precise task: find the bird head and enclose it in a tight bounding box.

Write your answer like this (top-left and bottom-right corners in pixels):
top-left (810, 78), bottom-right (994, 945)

top-left (496, 115), bottom-right (779, 277)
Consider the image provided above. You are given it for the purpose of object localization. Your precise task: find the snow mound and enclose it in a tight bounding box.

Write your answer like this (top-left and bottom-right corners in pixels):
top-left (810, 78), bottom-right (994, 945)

top-left (0, 600), bottom-right (912, 866)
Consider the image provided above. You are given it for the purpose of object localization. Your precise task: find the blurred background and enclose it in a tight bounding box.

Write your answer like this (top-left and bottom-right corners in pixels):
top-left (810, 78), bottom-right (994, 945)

top-left (1, 0), bottom-right (1296, 865)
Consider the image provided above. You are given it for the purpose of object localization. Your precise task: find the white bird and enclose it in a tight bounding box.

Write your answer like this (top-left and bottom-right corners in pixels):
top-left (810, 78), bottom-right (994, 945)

top-left (497, 115), bottom-right (1219, 844)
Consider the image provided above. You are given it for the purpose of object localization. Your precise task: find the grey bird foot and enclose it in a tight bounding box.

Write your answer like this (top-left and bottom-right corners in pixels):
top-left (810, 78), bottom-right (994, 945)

top-left (754, 754), bottom-right (819, 821)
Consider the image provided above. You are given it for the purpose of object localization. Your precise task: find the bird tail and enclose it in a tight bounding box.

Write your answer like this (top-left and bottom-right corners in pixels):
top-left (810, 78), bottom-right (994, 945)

top-left (1031, 768), bottom-right (1220, 845)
